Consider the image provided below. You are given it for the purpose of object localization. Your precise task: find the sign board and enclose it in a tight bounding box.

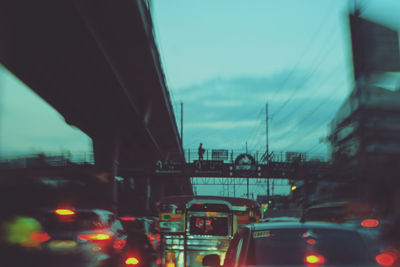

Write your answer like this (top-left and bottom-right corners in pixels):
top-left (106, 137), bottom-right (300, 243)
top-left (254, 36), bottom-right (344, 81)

top-left (268, 162), bottom-right (296, 178)
top-left (194, 160), bottom-right (224, 175)
top-left (155, 160), bottom-right (184, 174)
top-left (212, 149), bottom-right (229, 160)
top-left (286, 152), bottom-right (305, 162)
top-left (350, 14), bottom-right (400, 80)
top-left (234, 154), bottom-right (257, 177)
top-left (159, 221), bottom-right (184, 232)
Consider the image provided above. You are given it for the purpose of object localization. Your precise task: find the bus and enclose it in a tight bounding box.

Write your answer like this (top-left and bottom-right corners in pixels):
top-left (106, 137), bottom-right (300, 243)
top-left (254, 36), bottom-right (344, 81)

top-left (302, 201), bottom-right (380, 227)
top-left (157, 195), bottom-right (260, 267)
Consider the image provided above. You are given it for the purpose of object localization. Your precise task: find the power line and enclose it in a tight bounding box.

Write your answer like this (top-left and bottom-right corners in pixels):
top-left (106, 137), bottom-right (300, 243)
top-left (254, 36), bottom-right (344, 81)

top-left (270, 79), bottom-right (345, 145)
top-left (291, 81), bottom-right (344, 127)
top-left (271, 63), bottom-right (342, 124)
top-left (183, 103), bottom-right (266, 148)
top-left (244, 106), bottom-right (264, 140)
top-left (270, 27), bottom-right (341, 121)
top-left (280, 101), bottom-right (341, 151)
top-left (268, 0), bottom-right (338, 103)
top-left (189, 22), bottom-right (343, 151)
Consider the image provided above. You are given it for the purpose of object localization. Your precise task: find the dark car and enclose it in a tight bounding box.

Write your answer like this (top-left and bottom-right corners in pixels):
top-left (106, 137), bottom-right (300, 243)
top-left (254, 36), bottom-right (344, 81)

top-left (202, 222), bottom-right (394, 267)
top-left (120, 216), bottom-right (158, 267)
top-left (33, 208), bottom-right (127, 267)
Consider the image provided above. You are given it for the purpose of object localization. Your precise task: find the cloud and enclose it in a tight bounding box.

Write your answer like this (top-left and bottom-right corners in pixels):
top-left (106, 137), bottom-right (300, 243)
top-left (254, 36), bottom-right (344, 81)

top-left (203, 100), bottom-right (243, 107)
top-left (174, 71), bottom-right (349, 153)
top-left (186, 120), bottom-right (258, 130)
top-left (0, 65), bottom-right (92, 156)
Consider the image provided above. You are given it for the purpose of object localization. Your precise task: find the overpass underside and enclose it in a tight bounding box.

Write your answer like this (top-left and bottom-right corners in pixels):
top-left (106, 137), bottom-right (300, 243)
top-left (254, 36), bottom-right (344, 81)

top-left (0, 0), bottom-right (191, 214)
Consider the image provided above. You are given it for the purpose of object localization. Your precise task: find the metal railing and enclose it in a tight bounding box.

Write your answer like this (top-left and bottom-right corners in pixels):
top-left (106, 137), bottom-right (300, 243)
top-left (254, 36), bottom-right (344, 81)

top-left (184, 149), bottom-right (328, 163)
top-left (0, 149), bottom-right (328, 170)
top-left (0, 152), bottom-right (94, 169)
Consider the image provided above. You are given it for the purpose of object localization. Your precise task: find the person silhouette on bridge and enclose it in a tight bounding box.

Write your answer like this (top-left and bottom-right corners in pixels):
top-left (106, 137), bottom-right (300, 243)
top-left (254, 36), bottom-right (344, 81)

top-left (198, 143), bottom-right (205, 160)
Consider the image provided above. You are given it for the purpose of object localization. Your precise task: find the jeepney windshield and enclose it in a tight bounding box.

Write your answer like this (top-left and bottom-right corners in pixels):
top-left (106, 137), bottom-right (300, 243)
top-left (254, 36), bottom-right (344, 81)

top-left (189, 216), bottom-right (228, 236)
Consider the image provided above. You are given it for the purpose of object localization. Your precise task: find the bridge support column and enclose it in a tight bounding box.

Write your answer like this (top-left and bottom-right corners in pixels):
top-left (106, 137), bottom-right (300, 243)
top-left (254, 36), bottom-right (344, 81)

top-left (92, 128), bottom-right (121, 212)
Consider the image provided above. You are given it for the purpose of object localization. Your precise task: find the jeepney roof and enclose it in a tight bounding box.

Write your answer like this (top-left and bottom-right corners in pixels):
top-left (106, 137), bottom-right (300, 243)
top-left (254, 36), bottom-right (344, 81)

top-left (159, 195), bottom-right (259, 208)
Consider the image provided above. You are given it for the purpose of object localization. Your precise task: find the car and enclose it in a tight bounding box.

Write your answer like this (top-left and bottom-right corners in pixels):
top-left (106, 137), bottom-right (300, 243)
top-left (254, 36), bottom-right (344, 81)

top-left (260, 216), bottom-right (299, 223)
top-left (119, 215), bottom-right (158, 267)
top-left (32, 208), bottom-right (128, 267)
top-left (202, 222), bottom-right (396, 267)
top-left (301, 201), bottom-right (388, 252)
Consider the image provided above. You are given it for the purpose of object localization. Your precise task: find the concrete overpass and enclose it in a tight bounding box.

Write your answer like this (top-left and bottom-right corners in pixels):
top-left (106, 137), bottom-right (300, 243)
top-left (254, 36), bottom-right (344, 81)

top-left (0, 0), bottom-right (192, 214)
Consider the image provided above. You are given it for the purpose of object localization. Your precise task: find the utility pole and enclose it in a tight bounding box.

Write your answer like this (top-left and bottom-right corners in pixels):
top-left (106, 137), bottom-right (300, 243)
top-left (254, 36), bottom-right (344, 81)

top-left (247, 177), bottom-right (250, 199)
top-left (266, 103), bottom-right (270, 203)
top-left (233, 178), bottom-right (236, 197)
top-left (272, 179), bottom-right (275, 195)
top-left (180, 102), bottom-right (183, 148)
top-left (266, 103), bottom-right (269, 160)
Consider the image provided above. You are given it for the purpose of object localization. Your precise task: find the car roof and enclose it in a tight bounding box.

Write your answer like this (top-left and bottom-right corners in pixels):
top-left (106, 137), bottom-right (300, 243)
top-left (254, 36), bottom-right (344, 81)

top-left (160, 195), bottom-right (259, 207)
top-left (261, 217), bottom-right (299, 222)
top-left (249, 221), bottom-right (358, 232)
top-left (38, 208), bottom-right (115, 222)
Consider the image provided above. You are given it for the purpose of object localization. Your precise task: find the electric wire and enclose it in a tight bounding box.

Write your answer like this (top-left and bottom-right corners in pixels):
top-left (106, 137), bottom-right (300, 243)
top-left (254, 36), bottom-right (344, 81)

top-left (268, 1), bottom-right (338, 103)
top-left (270, 26), bottom-right (341, 121)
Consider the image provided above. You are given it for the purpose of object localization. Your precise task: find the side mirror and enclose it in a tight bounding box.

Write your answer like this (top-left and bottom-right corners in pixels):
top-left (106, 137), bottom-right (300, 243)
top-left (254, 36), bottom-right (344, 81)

top-left (202, 254), bottom-right (221, 267)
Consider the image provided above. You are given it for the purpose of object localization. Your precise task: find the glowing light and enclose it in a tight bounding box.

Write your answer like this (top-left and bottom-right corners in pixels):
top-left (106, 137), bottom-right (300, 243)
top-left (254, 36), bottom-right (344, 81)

top-left (31, 231), bottom-right (51, 243)
top-left (54, 209), bottom-right (75, 216)
top-left (361, 219), bottom-right (379, 228)
top-left (78, 233), bottom-right (111, 241)
top-left (305, 254), bottom-right (325, 264)
top-left (125, 257), bottom-right (139, 265)
top-left (376, 253), bottom-right (396, 266)
top-left (262, 204), bottom-right (268, 212)
top-left (120, 216), bottom-right (136, 221)
top-left (113, 239), bottom-right (126, 250)
top-left (166, 252), bottom-right (176, 261)
top-left (306, 239), bottom-right (316, 245)
top-left (291, 185), bottom-right (297, 191)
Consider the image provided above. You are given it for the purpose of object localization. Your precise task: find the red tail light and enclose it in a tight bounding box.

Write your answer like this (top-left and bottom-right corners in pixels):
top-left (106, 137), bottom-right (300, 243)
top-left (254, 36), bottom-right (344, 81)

top-left (113, 239), bottom-right (127, 250)
top-left (376, 252), bottom-right (396, 266)
top-left (305, 254), bottom-right (325, 264)
top-left (31, 231), bottom-right (51, 243)
top-left (55, 209), bottom-right (75, 216)
top-left (147, 234), bottom-right (157, 241)
top-left (125, 257), bottom-right (140, 265)
top-left (78, 233), bottom-right (112, 241)
top-left (120, 216), bottom-right (136, 221)
top-left (306, 239), bottom-right (316, 245)
top-left (361, 219), bottom-right (379, 228)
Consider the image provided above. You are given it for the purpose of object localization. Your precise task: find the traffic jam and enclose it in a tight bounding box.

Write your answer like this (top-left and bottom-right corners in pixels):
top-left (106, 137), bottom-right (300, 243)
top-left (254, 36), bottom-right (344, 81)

top-left (1, 194), bottom-right (399, 267)
top-left (1, 0), bottom-right (400, 266)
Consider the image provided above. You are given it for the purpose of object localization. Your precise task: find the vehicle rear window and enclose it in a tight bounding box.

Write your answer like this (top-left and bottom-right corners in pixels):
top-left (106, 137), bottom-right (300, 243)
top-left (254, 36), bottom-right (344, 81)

top-left (38, 212), bottom-right (104, 232)
top-left (250, 228), bottom-right (373, 265)
top-left (304, 207), bottom-right (347, 222)
top-left (189, 216), bottom-right (228, 236)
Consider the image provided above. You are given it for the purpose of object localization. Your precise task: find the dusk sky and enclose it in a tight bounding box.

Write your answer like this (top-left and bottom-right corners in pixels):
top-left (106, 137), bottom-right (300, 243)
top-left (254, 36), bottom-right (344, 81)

top-left (0, 0), bottom-right (399, 196)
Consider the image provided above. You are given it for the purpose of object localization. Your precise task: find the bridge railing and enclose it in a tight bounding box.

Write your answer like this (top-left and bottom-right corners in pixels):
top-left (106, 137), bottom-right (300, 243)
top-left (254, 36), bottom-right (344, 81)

top-left (0, 152), bottom-right (94, 169)
top-left (183, 149), bottom-right (328, 163)
top-left (0, 149), bottom-right (328, 170)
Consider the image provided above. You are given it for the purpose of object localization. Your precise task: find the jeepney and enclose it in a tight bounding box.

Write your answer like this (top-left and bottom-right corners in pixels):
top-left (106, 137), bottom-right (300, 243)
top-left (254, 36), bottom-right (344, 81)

top-left (157, 196), bottom-right (260, 267)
